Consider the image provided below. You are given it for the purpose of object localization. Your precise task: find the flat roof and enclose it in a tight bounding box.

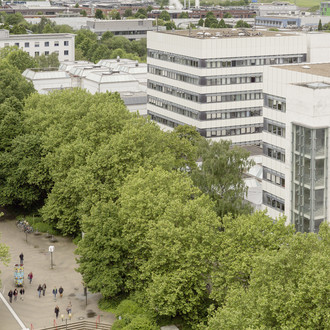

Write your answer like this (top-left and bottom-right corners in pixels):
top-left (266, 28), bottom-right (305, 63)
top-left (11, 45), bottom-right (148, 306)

top-left (277, 63), bottom-right (330, 78)
top-left (158, 28), bottom-right (297, 39)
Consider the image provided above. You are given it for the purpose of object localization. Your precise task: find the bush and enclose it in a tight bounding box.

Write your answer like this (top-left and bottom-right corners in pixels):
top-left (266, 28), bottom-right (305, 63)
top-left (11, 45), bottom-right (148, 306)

top-left (116, 300), bottom-right (144, 317)
top-left (123, 315), bottom-right (158, 330)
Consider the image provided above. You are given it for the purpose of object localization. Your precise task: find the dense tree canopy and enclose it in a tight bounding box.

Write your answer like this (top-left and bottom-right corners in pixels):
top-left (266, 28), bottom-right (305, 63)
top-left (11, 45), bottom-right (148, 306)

top-left (0, 232), bottom-right (10, 287)
top-left (206, 223), bottom-right (330, 329)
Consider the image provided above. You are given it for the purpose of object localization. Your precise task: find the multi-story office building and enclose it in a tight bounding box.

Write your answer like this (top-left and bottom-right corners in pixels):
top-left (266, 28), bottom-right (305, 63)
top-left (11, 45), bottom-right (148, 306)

top-left (85, 19), bottom-right (154, 40)
top-left (147, 29), bottom-right (330, 231)
top-left (0, 29), bottom-right (75, 62)
top-left (147, 29), bottom-right (316, 145)
top-left (262, 63), bottom-right (330, 232)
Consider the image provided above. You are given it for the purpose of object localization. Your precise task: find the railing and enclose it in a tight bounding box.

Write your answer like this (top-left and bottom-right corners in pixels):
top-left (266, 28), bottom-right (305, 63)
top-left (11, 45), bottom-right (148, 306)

top-left (35, 320), bottom-right (111, 330)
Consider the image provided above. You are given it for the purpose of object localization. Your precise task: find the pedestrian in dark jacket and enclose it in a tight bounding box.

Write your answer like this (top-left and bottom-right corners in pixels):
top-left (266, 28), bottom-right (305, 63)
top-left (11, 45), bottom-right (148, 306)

top-left (54, 306), bottom-right (59, 318)
top-left (37, 284), bottom-right (42, 298)
top-left (13, 289), bottom-right (18, 301)
top-left (19, 252), bottom-right (24, 265)
top-left (42, 283), bottom-right (47, 296)
top-left (19, 288), bottom-right (25, 300)
top-left (8, 290), bottom-right (13, 303)
top-left (59, 286), bottom-right (64, 298)
top-left (52, 287), bottom-right (57, 300)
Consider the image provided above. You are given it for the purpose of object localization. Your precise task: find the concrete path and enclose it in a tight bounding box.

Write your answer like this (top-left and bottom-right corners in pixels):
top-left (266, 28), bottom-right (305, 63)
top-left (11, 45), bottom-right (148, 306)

top-left (0, 218), bottom-right (116, 330)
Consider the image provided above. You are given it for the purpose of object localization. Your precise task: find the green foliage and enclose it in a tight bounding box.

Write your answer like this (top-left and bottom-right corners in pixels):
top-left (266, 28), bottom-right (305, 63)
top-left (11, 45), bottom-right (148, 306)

top-left (207, 224), bottom-right (330, 329)
top-left (0, 46), bottom-right (37, 72)
top-left (134, 8), bottom-right (147, 18)
top-left (123, 9), bottom-right (133, 17)
top-left (205, 11), bottom-right (218, 28)
top-left (35, 52), bottom-right (60, 68)
top-left (95, 9), bottom-right (104, 19)
top-left (191, 139), bottom-right (253, 217)
top-left (81, 10), bottom-right (87, 17)
top-left (179, 11), bottom-right (189, 18)
top-left (198, 18), bottom-right (204, 26)
top-left (165, 21), bottom-right (176, 30)
top-left (318, 19), bottom-right (323, 31)
top-left (223, 12), bottom-right (232, 18)
top-left (0, 60), bottom-right (35, 104)
top-left (0, 233), bottom-right (10, 287)
top-left (109, 9), bottom-right (121, 20)
top-left (235, 20), bottom-right (251, 28)
top-left (209, 212), bottom-right (295, 304)
top-left (159, 10), bottom-right (171, 21)
top-left (269, 27), bottom-right (279, 31)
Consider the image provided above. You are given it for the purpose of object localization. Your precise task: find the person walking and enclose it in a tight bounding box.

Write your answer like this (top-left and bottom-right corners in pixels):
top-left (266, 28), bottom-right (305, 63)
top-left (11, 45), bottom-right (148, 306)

top-left (19, 252), bottom-right (24, 265)
top-left (66, 301), bottom-right (72, 315)
top-left (42, 283), bottom-right (47, 296)
top-left (28, 272), bottom-right (33, 284)
top-left (59, 286), bottom-right (64, 298)
top-left (37, 284), bottom-right (42, 298)
top-left (8, 290), bottom-right (13, 303)
top-left (52, 287), bottom-right (57, 300)
top-left (54, 305), bottom-right (59, 319)
top-left (13, 289), bottom-right (18, 301)
top-left (19, 288), bottom-right (25, 300)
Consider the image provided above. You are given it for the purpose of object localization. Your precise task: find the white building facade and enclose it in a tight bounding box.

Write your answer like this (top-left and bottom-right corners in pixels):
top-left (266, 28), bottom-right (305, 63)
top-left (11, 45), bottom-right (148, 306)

top-left (147, 29), bottom-right (312, 145)
top-left (0, 29), bottom-right (75, 62)
top-left (262, 63), bottom-right (330, 232)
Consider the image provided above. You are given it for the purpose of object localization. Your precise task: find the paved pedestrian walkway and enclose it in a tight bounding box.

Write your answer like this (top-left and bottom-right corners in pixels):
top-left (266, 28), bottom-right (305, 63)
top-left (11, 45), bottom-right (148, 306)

top-left (0, 217), bottom-right (116, 330)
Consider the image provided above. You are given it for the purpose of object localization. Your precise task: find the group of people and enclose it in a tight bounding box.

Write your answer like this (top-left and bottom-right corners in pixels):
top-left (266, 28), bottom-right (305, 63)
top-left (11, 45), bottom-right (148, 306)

top-left (54, 301), bottom-right (72, 319)
top-left (7, 288), bottom-right (25, 303)
top-left (37, 284), bottom-right (64, 300)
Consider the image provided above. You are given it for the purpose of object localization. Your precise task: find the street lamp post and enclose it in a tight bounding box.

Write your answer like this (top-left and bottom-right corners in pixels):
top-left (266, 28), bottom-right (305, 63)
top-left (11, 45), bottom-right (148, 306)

top-left (49, 245), bottom-right (55, 269)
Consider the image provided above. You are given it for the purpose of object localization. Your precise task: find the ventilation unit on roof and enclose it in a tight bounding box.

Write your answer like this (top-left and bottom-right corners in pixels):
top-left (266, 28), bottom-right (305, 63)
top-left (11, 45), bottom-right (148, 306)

top-left (302, 65), bottom-right (311, 69)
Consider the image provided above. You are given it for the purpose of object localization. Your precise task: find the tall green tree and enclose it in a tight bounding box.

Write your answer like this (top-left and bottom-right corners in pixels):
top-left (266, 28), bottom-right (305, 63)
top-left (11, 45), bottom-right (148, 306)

top-left (95, 9), bottom-right (104, 19)
top-left (0, 46), bottom-right (37, 72)
top-left (191, 139), bottom-right (253, 217)
top-left (207, 224), bottom-right (330, 329)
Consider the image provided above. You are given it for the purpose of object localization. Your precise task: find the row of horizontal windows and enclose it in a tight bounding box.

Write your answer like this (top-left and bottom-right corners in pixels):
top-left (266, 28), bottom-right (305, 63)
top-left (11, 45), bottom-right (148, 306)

top-left (148, 96), bottom-right (263, 121)
top-left (264, 118), bottom-right (286, 137)
top-left (148, 49), bottom-right (306, 68)
top-left (263, 191), bottom-right (285, 212)
top-left (148, 64), bottom-right (262, 86)
top-left (205, 55), bottom-right (305, 68)
top-left (206, 92), bottom-right (262, 103)
top-left (206, 107), bottom-right (262, 119)
top-left (148, 80), bottom-right (262, 104)
top-left (205, 125), bottom-right (263, 137)
top-left (11, 41), bottom-right (70, 48)
top-left (149, 113), bottom-right (180, 129)
top-left (148, 96), bottom-right (199, 119)
top-left (264, 93), bottom-right (286, 112)
top-left (263, 166), bottom-right (285, 187)
top-left (263, 143), bottom-right (286, 163)
top-left (32, 50), bottom-right (69, 56)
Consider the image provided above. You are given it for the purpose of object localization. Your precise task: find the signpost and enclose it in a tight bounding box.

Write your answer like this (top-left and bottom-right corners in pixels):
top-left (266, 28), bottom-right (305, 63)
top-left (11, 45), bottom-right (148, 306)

top-left (49, 246), bottom-right (55, 269)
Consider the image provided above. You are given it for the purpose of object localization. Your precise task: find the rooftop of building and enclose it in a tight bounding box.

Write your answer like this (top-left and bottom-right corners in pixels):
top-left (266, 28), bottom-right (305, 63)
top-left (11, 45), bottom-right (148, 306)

top-left (158, 28), bottom-right (297, 39)
top-left (277, 63), bottom-right (330, 78)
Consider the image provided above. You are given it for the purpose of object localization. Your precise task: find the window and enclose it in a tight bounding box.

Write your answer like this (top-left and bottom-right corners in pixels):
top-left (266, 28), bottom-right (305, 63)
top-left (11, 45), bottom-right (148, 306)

top-left (45, 51), bottom-right (49, 55)
top-left (54, 41), bottom-right (59, 47)
top-left (64, 50), bottom-right (69, 55)
top-left (35, 51), bottom-right (40, 56)
top-left (64, 41), bottom-right (69, 46)
top-left (44, 41), bottom-right (49, 47)
top-left (35, 42), bottom-right (40, 47)
top-left (25, 42), bottom-right (29, 48)
top-left (15, 42), bottom-right (19, 47)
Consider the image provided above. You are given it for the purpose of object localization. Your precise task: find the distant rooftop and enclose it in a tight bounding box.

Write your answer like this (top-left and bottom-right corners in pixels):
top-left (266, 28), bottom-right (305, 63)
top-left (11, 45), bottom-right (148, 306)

top-left (159, 28), bottom-right (296, 39)
top-left (277, 63), bottom-right (330, 78)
